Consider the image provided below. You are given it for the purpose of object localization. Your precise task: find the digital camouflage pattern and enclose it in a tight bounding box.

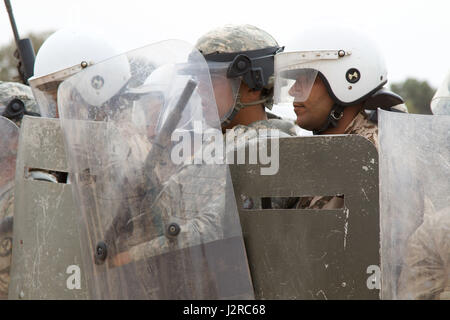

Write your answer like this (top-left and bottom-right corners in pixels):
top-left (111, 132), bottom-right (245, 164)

top-left (229, 119), bottom-right (298, 209)
top-left (232, 119), bottom-right (297, 137)
top-left (398, 206), bottom-right (450, 300)
top-left (195, 24), bottom-right (278, 55)
top-left (195, 24), bottom-right (280, 111)
top-left (127, 163), bottom-right (227, 261)
top-left (296, 110), bottom-right (378, 210)
top-left (0, 186), bottom-right (14, 299)
top-left (126, 118), bottom-right (298, 260)
top-left (0, 81), bottom-right (39, 127)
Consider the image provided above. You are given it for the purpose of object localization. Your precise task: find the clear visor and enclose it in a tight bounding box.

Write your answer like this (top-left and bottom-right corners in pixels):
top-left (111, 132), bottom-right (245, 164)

top-left (274, 50), bottom-right (344, 104)
top-left (131, 77), bottom-right (203, 140)
top-left (431, 97), bottom-right (450, 116)
top-left (29, 64), bottom-right (84, 118)
top-left (206, 61), bottom-right (241, 123)
top-left (430, 71), bottom-right (450, 115)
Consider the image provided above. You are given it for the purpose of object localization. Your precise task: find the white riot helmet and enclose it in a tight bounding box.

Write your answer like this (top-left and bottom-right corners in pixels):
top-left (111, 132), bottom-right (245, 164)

top-left (430, 70), bottom-right (450, 115)
top-left (29, 28), bottom-right (130, 117)
top-left (275, 25), bottom-right (403, 133)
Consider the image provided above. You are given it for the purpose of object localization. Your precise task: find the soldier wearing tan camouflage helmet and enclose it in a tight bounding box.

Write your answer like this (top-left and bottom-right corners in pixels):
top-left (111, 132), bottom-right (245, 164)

top-left (196, 24), bottom-right (298, 209)
top-left (0, 81), bottom-right (40, 127)
top-left (196, 24), bottom-right (296, 135)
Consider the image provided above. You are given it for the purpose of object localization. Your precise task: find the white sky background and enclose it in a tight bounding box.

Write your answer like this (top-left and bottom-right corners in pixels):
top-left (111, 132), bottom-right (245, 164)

top-left (1, 0), bottom-right (449, 121)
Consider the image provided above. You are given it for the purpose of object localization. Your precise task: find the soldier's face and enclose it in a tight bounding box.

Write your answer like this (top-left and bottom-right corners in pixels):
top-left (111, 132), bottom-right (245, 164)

top-left (291, 77), bottom-right (334, 131)
top-left (210, 74), bottom-right (236, 120)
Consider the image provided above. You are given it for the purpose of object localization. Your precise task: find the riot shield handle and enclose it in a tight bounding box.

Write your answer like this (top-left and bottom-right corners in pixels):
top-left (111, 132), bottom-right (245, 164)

top-left (95, 79), bottom-right (198, 265)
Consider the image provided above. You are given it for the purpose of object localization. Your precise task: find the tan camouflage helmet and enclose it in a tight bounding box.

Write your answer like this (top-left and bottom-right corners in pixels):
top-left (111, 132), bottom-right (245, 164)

top-left (195, 24), bottom-right (282, 114)
top-left (196, 24), bottom-right (279, 55)
top-left (0, 81), bottom-right (40, 127)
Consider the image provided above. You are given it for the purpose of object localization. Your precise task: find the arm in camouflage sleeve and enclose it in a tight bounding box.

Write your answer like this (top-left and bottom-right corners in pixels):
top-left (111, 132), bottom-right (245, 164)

top-left (128, 163), bottom-right (226, 261)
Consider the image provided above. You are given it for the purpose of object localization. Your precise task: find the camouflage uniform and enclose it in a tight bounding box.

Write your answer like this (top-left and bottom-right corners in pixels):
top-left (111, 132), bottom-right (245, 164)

top-left (125, 25), bottom-right (293, 260)
top-left (0, 81), bottom-right (39, 127)
top-left (0, 183), bottom-right (14, 299)
top-left (127, 118), bottom-right (297, 260)
top-left (229, 119), bottom-right (298, 209)
top-left (195, 24), bottom-right (280, 113)
top-left (296, 110), bottom-right (378, 210)
top-left (398, 206), bottom-right (450, 300)
top-left (0, 116), bottom-right (19, 299)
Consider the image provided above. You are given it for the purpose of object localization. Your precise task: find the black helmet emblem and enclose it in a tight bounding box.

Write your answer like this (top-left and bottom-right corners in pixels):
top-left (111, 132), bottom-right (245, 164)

top-left (346, 68), bottom-right (360, 84)
top-left (91, 75), bottom-right (104, 90)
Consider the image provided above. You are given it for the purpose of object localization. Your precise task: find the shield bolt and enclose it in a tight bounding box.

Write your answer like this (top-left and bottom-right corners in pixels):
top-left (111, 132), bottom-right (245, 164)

top-left (237, 61), bottom-right (247, 70)
top-left (95, 241), bottom-right (108, 264)
top-left (167, 223), bottom-right (180, 238)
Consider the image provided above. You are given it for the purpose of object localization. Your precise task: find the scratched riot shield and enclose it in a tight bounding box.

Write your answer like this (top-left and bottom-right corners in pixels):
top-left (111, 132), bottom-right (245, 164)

top-left (379, 109), bottom-right (450, 300)
top-left (0, 116), bottom-right (19, 299)
top-left (58, 39), bottom-right (254, 299)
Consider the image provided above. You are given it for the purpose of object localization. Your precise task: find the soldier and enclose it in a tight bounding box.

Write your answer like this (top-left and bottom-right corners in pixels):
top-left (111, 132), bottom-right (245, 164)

top-left (396, 70), bottom-right (450, 300)
top-left (27, 28), bottom-right (127, 184)
top-left (57, 39), bottom-right (254, 299)
top-left (274, 25), bottom-right (405, 209)
top-left (0, 81), bottom-right (40, 127)
top-left (196, 24), bottom-right (296, 136)
top-left (195, 24), bottom-right (298, 209)
top-left (0, 81), bottom-right (39, 299)
top-left (5, 28), bottom-right (127, 300)
top-left (29, 27), bottom-right (127, 120)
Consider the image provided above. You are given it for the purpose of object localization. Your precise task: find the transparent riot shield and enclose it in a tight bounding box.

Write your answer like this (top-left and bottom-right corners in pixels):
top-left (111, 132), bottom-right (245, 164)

top-left (0, 117), bottom-right (19, 300)
top-left (379, 109), bottom-right (450, 300)
top-left (58, 39), bottom-right (254, 299)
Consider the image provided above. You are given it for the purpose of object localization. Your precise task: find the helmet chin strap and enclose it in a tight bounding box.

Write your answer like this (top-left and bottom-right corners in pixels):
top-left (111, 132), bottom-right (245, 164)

top-left (313, 104), bottom-right (345, 135)
top-left (220, 93), bottom-right (268, 127)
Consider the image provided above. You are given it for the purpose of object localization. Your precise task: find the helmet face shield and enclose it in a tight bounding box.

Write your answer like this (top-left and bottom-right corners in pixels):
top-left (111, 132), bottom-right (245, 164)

top-left (205, 61), bottom-right (241, 123)
top-left (275, 50), bottom-right (351, 105)
top-left (430, 98), bottom-right (450, 116)
top-left (430, 71), bottom-right (450, 116)
top-left (276, 68), bottom-right (318, 104)
top-left (29, 64), bottom-right (84, 118)
top-left (29, 76), bottom-right (60, 118)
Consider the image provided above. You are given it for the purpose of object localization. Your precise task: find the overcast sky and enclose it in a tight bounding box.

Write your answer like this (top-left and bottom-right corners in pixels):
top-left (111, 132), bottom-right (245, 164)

top-left (1, 0), bottom-right (449, 120)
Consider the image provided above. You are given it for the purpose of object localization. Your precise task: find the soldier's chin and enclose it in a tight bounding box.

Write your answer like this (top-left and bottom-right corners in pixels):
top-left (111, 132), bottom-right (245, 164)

top-left (296, 117), bottom-right (314, 131)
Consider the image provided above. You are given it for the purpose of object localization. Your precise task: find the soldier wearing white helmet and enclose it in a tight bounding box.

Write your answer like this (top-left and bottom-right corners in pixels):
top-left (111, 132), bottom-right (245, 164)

top-left (275, 25), bottom-right (406, 140)
top-left (4, 29), bottom-right (130, 300)
top-left (29, 28), bottom-right (130, 119)
top-left (275, 25), bottom-right (406, 210)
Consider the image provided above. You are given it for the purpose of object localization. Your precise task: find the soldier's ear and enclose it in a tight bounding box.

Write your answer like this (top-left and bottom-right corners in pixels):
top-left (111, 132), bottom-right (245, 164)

top-left (245, 87), bottom-right (262, 100)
